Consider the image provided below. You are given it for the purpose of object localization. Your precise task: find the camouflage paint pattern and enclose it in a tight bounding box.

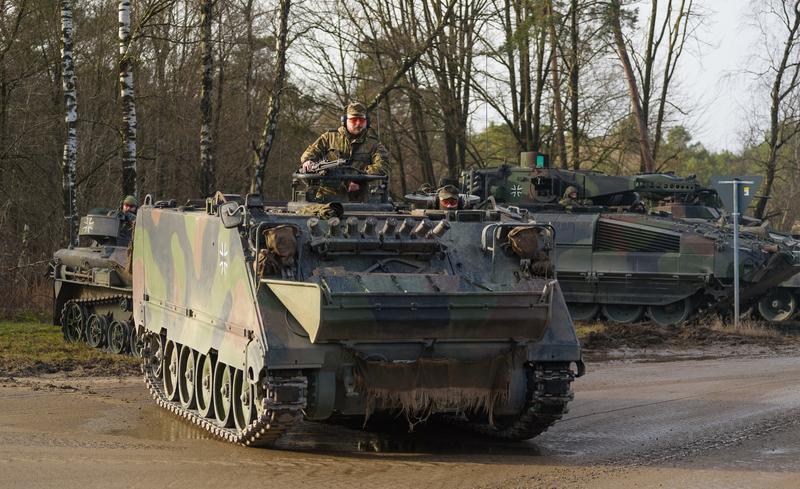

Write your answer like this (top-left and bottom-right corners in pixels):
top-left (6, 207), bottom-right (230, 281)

top-left (461, 164), bottom-right (800, 321)
top-left (132, 199), bottom-right (582, 418)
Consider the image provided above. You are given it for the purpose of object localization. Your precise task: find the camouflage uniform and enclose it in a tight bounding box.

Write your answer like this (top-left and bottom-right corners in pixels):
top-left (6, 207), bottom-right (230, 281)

top-left (300, 102), bottom-right (390, 199)
top-left (108, 195), bottom-right (138, 245)
top-left (558, 186), bottom-right (579, 207)
top-left (300, 126), bottom-right (390, 177)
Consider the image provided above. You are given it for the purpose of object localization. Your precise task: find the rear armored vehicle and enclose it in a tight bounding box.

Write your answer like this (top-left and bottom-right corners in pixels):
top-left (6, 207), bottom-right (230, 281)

top-left (133, 167), bottom-right (584, 446)
top-left (51, 211), bottom-right (138, 354)
top-left (461, 154), bottom-right (800, 325)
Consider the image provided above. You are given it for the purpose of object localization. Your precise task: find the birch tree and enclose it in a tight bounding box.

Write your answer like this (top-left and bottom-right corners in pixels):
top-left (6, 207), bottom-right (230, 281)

top-left (119, 0), bottom-right (138, 197)
top-left (61, 0), bottom-right (78, 246)
top-left (199, 0), bottom-right (215, 197)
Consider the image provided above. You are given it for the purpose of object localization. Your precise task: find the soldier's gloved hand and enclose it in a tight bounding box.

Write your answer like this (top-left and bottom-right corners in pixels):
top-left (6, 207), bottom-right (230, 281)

top-left (302, 160), bottom-right (315, 172)
top-left (348, 182), bottom-right (360, 192)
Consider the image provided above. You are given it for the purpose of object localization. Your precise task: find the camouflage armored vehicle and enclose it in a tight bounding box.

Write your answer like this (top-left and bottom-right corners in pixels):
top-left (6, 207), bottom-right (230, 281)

top-left (461, 155), bottom-right (800, 325)
top-left (132, 167), bottom-right (584, 446)
top-left (50, 211), bottom-right (138, 354)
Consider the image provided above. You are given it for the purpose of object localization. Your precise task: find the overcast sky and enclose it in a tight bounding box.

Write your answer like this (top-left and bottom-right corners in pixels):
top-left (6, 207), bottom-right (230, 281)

top-left (673, 0), bottom-right (758, 152)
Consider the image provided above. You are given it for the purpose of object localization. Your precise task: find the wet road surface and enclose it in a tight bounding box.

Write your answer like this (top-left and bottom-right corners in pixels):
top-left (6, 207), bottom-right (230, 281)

top-left (1, 354), bottom-right (799, 488)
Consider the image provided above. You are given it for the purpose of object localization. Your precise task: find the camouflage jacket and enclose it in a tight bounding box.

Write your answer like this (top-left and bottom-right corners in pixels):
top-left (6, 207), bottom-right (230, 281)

top-left (300, 126), bottom-right (390, 176)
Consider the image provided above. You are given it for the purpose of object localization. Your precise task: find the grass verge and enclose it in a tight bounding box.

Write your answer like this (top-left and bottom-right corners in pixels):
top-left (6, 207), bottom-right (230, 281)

top-left (0, 321), bottom-right (139, 377)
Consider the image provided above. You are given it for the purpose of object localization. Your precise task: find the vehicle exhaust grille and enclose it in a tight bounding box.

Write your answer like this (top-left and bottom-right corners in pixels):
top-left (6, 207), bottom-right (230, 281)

top-left (595, 219), bottom-right (680, 252)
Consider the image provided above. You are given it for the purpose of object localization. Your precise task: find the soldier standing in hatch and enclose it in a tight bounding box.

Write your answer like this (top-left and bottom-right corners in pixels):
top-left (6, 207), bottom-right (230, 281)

top-left (559, 186), bottom-right (580, 207)
top-left (110, 195), bottom-right (138, 245)
top-left (300, 102), bottom-right (390, 198)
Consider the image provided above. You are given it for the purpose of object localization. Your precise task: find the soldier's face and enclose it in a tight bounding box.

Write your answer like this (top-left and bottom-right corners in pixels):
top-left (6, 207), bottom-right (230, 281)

top-left (123, 203), bottom-right (137, 214)
top-left (346, 116), bottom-right (367, 135)
top-left (439, 197), bottom-right (458, 210)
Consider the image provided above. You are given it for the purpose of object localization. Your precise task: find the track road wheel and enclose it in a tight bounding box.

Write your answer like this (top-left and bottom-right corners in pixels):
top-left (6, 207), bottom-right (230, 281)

top-left (648, 298), bottom-right (694, 327)
top-left (85, 314), bottom-right (107, 349)
top-left (602, 304), bottom-right (644, 324)
top-left (233, 369), bottom-right (255, 431)
top-left (178, 346), bottom-right (197, 409)
top-left (163, 341), bottom-right (180, 402)
top-left (129, 322), bottom-right (142, 357)
top-left (108, 320), bottom-right (127, 354)
top-left (61, 302), bottom-right (86, 343)
top-left (213, 362), bottom-right (235, 428)
top-left (567, 303), bottom-right (600, 322)
top-left (144, 334), bottom-right (164, 379)
top-left (757, 289), bottom-right (797, 322)
top-left (196, 353), bottom-right (215, 419)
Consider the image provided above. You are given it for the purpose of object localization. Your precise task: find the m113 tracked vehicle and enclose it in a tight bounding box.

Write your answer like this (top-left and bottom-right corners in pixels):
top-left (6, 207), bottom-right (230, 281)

top-left (132, 170), bottom-right (584, 446)
top-left (461, 155), bottom-right (800, 325)
top-left (50, 212), bottom-right (138, 354)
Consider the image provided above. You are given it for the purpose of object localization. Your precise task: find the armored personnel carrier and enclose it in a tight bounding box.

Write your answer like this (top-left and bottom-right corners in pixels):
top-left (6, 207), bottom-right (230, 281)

top-left (50, 212), bottom-right (138, 354)
top-left (132, 166), bottom-right (584, 446)
top-left (461, 155), bottom-right (800, 325)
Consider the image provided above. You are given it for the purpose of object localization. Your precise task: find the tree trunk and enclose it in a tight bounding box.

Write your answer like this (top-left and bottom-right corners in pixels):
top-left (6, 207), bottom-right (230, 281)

top-left (503, 0), bottom-right (522, 150)
top-left (609, 0), bottom-right (656, 172)
top-left (153, 11), bottom-right (170, 199)
top-left (547, 0), bottom-right (568, 168)
top-left (61, 0), bottom-right (78, 246)
top-left (250, 0), bottom-right (291, 196)
top-left (244, 0), bottom-right (256, 156)
top-left (118, 0), bottom-right (138, 197)
top-left (407, 69), bottom-right (435, 186)
top-left (653, 0), bottom-right (691, 166)
top-left (382, 94), bottom-right (407, 196)
top-left (199, 0), bottom-right (215, 197)
top-left (568, 0), bottom-right (580, 169)
top-left (532, 23), bottom-right (546, 152)
top-left (755, 1), bottom-right (800, 219)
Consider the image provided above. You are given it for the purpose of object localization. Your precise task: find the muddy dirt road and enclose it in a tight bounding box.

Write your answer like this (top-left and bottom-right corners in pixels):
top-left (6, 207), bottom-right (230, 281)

top-left (2, 354), bottom-right (799, 489)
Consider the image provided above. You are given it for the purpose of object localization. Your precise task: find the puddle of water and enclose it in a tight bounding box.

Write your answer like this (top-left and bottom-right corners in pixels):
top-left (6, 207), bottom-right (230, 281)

top-left (119, 407), bottom-right (213, 442)
top-left (126, 405), bottom-right (553, 456)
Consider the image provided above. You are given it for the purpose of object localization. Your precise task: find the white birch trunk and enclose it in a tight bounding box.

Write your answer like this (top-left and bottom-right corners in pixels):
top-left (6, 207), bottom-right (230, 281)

top-left (199, 0), bottom-right (215, 197)
top-left (119, 0), bottom-right (137, 197)
top-left (61, 0), bottom-right (78, 247)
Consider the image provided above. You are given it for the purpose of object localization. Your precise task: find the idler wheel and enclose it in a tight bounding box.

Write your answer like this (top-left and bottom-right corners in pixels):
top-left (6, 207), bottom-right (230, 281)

top-left (213, 362), bottom-right (235, 428)
top-left (232, 369), bottom-right (255, 431)
top-left (757, 289), bottom-right (797, 322)
top-left (196, 353), bottom-right (215, 419)
top-left (602, 304), bottom-right (644, 324)
top-left (567, 303), bottom-right (600, 322)
top-left (647, 298), bottom-right (694, 327)
top-left (61, 302), bottom-right (86, 343)
top-left (178, 346), bottom-right (197, 409)
top-left (163, 341), bottom-right (180, 402)
top-left (86, 314), bottom-right (107, 349)
top-left (108, 320), bottom-right (127, 354)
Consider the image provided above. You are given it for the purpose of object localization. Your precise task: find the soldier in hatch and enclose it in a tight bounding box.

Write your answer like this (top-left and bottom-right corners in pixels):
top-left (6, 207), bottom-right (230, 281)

top-left (300, 102), bottom-right (390, 199)
top-left (559, 186), bottom-right (580, 207)
top-left (109, 195), bottom-right (138, 245)
top-left (437, 185), bottom-right (461, 210)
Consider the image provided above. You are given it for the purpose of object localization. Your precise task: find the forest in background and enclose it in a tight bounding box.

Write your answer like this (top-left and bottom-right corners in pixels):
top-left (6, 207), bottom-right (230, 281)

top-left (1, 0), bottom-right (799, 317)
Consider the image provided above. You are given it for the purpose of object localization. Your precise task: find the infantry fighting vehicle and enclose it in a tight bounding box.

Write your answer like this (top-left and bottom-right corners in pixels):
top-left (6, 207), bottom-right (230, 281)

top-left (50, 212), bottom-right (139, 355)
top-left (460, 155), bottom-right (800, 325)
top-left (132, 166), bottom-right (584, 446)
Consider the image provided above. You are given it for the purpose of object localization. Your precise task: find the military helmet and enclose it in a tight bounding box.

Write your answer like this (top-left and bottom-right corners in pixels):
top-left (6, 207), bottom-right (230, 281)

top-left (123, 195), bottom-right (139, 207)
top-left (437, 185), bottom-right (459, 201)
top-left (345, 102), bottom-right (368, 118)
top-left (564, 186), bottom-right (578, 197)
